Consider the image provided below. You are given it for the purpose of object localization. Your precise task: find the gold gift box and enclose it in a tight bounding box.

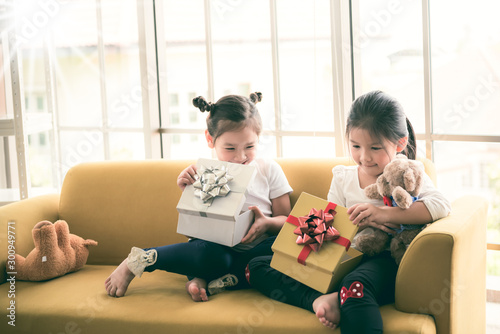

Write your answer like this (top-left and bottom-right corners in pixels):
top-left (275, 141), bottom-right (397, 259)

top-left (271, 192), bottom-right (363, 293)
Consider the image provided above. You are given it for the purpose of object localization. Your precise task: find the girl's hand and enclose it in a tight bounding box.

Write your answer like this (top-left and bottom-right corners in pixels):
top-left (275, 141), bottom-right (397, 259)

top-left (240, 194), bottom-right (291, 244)
top-left (347, 203), bottom-right (399, 234)
top-left (177, 165), bottom-right (198, 191)
top-left (240, 206), bottom-right (268, 244)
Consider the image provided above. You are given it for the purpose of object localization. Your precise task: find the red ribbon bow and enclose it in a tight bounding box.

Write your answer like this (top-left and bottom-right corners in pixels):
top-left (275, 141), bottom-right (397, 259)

top-left (293, 208), bottom-right (339, 252)
top-left (287, 202), bottom-right (351, 265)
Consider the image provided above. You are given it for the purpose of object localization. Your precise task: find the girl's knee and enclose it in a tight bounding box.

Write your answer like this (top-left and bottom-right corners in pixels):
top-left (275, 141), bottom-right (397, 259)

top-left (246, 256), bottom-right (272, 283)
top-left (339, 280), bottom-right (366, 308)
top-left (199, 251), bottom-right (232, 271)
top-left (247, 256), bottom-right (271, 277)
top-left (338, 271), bottom-right (373, 309)
top-left (195, 241), bottom-right (230, 260)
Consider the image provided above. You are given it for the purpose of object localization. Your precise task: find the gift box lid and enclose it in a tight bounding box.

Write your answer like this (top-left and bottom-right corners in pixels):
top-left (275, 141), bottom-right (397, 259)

top-left (272, 192), bottom-right (359, 274)
top-left (176, 158), bottom-right (256, 221)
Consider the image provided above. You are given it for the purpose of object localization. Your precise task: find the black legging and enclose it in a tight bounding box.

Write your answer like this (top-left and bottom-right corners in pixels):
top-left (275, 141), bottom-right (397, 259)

top-left (247, 251), bottom-right (398, 333)
top-left (144, 236), bottom-right (276, 289)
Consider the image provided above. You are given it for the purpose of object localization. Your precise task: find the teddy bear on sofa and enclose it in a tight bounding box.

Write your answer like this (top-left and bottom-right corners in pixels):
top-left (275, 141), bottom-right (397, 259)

top-left (14, 220), bottom-right (98, 281)
top-left (354, 154), bottom-right (427, 264)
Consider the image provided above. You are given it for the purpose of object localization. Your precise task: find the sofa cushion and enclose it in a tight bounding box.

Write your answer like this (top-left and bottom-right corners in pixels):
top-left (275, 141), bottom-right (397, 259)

top-left (0, 265), bottom-right (435, 334)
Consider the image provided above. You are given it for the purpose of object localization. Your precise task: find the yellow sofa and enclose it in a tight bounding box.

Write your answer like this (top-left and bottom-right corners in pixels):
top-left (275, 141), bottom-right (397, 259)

top-left (0, 158), bottom-right (488, 334)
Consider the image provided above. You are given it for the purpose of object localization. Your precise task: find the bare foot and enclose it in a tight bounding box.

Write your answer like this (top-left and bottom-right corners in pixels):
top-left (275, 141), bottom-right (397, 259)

top-left (185, 278), bottom-right (208, 302)
top-left (105, 259), bottom-right (135, 297)
top-left (312, 292), bottom-right (340, 330)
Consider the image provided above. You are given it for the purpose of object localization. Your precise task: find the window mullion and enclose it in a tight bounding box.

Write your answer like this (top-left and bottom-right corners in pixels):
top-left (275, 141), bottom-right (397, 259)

top-left (330, 0), bottom-right (353, 157)
top-left (137, 0), bottom-right (161, 159)
top-left (269, 0), bottom-right (282, 158)
top-left (204, 0), bottom-right (214, 102)
top-left (153, 0), bottom-right (168, 158)
top-left (43, 34), bottom-right (61, 188)
top-left (6, 3), bottom-right (31, 200)
top-left (422, 0), bottom-right (433, 160)
top-left (95, 0), bottom-right (110, 159)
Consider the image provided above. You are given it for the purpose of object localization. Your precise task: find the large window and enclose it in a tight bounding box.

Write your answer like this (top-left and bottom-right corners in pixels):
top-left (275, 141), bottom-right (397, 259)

top-left (1, 0), bottom-right (499, 285)
top-left (54, 0), bottom-right (146, 171)
top-left (355, 0), bottom-right (500, 289)
top-left (1, 0), bottom-right (150, 203)
top-left (157, 0), bottom-right (348, 160)
top-left (356, 0), bottom-right (426, 135)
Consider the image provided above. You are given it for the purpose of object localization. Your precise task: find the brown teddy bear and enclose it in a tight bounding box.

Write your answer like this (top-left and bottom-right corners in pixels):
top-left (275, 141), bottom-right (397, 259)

top-left (14, 220), bottom-right (97, 281)
top-left (354, 154), bottom-right (427, 264)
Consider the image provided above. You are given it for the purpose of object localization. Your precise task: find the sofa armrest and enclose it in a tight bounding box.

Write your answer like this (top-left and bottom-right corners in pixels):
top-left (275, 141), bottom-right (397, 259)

top-left (395, 195), bottom-right (488, 334)
top-left (0, 194), bottom-right (60, 284)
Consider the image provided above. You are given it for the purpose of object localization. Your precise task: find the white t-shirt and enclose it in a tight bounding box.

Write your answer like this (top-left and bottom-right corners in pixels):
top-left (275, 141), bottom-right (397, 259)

top-left (233, 158), bottom-right (293, 251)
top-left (327, 163), bottom-right (451, 221)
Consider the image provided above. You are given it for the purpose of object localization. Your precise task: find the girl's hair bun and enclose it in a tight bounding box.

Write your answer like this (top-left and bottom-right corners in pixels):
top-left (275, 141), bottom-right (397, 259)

top-left (250, 92), bottom-right (262, 104)
top-left (193, 96), bottom-right (212, 112)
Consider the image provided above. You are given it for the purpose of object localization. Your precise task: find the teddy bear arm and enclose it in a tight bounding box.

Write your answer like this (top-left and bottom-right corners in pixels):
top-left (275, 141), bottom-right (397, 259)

top-left (364, 184), bottom-right (383, 199)
top-left (392, 186), bottom-right (413, 209)
top-left (55, 220), bottom-right (73, 249)
top-left (31, 221), bottom-right (53, 248)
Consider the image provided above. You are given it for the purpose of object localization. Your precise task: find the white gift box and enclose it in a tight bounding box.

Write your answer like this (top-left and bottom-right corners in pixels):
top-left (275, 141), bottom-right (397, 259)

top-left (176, 158), bottom-right (257, 247)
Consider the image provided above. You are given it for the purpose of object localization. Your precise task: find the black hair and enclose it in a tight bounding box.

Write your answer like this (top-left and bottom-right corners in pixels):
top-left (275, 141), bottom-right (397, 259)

top-left (346, 90), bottom-right (416, 159)
top-left (192, 92), bottom-right (263, 142)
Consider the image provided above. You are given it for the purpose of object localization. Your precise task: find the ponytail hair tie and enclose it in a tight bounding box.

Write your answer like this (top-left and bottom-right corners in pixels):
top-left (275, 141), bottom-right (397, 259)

top-left (193, 96), bottom-right (213, 113)
top-left (250, 92), bottom-right (262, 104)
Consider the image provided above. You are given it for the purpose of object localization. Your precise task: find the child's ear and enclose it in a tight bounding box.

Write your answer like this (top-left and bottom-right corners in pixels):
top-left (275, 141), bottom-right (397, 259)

top-left (205, 130), bottom-right (215, 149)
top-left (396, 136), bottom-right (408, 152)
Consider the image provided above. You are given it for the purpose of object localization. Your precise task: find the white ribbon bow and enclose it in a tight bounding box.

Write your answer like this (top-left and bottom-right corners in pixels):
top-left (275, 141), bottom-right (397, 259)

top-left (193, 165), bottom-right (233, 206)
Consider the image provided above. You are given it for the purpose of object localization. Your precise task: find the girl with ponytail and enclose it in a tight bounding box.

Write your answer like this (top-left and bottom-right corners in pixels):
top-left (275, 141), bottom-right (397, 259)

top-left (246, 91), bottom-right (451, 333)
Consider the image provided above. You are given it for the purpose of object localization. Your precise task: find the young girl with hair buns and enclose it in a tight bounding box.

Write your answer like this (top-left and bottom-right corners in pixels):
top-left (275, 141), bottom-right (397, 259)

top-left (105, 92), bottom-right (293, 302)
top-left (246, 90), bottom-right (451, 332)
